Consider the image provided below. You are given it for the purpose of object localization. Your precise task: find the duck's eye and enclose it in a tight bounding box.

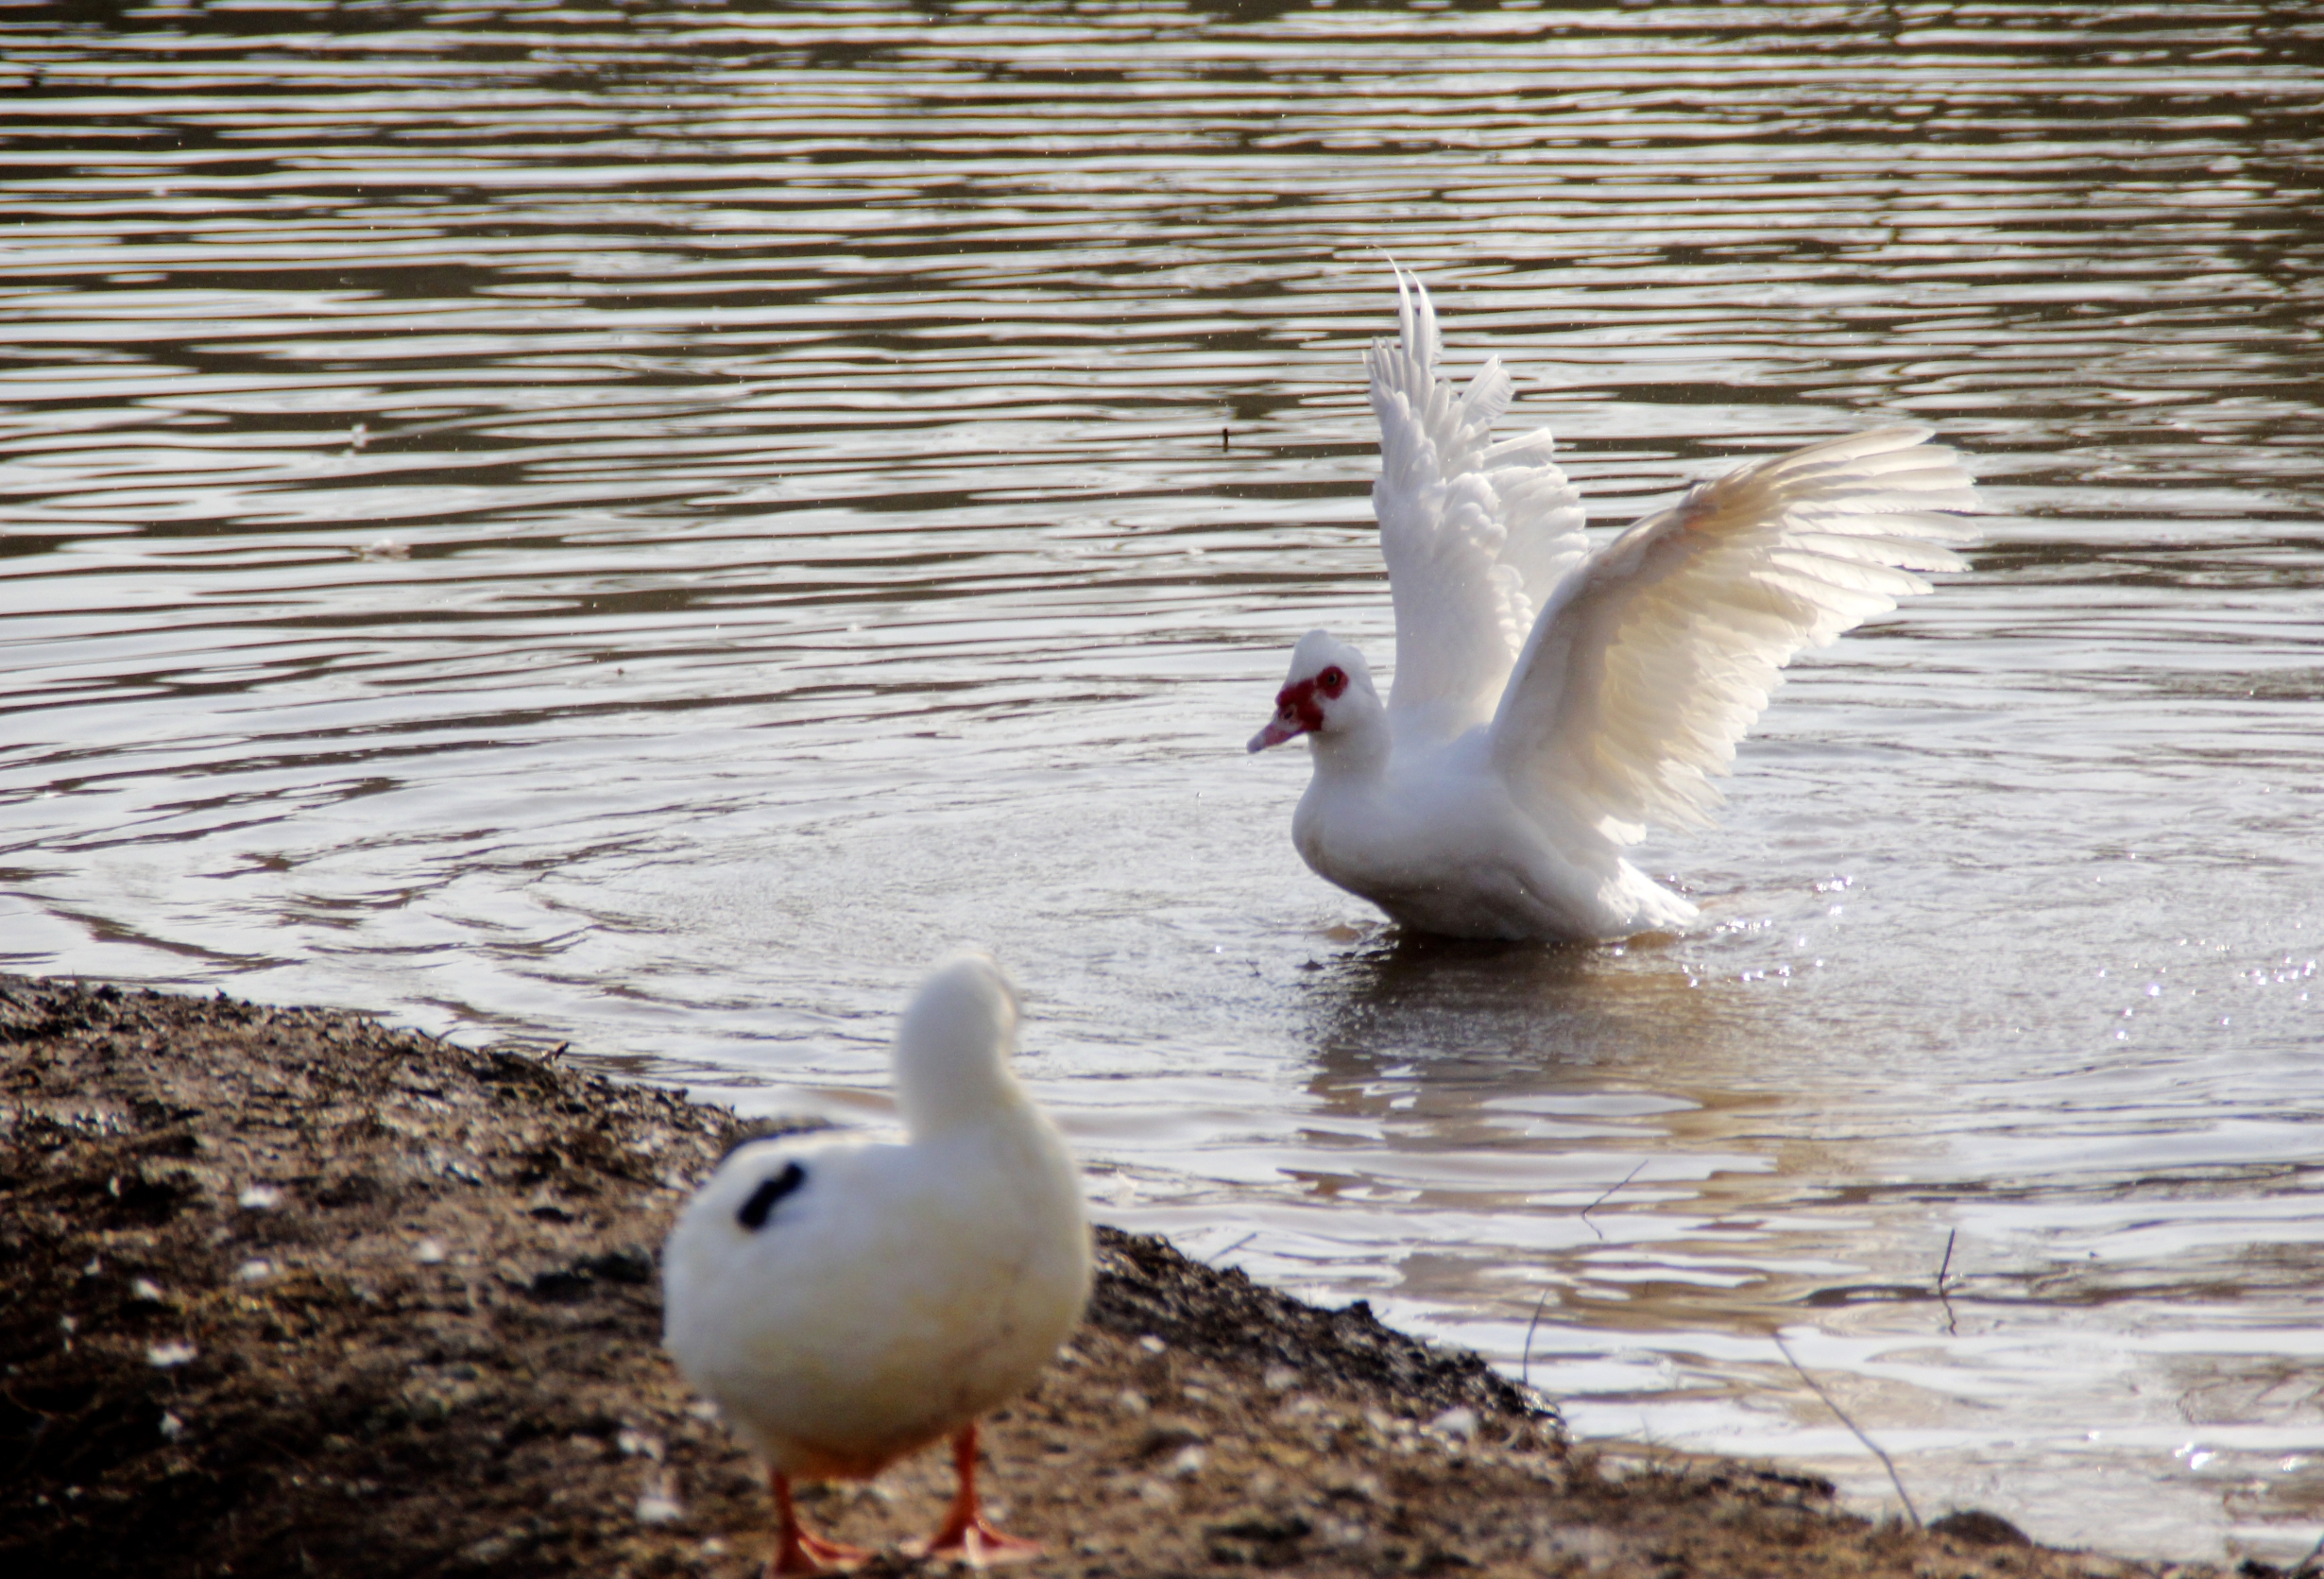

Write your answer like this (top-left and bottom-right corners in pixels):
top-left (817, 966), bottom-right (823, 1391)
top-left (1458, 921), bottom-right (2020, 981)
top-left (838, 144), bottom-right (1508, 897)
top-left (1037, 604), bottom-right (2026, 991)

top-left (1319, 666), bottom-right (1346, 695)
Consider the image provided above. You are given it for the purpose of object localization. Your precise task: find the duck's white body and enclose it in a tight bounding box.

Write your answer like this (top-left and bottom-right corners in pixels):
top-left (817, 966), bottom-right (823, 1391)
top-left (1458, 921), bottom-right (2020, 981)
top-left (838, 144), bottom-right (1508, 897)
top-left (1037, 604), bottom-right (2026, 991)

top-left (1251, 271), bottom-right (1983, 944)
top-left (1289, 723), bottom-right (1696, 941)
top-left (662, 953), bottom-right (1089, 1568)
top-left (664, 1125), bottom-right (1087, 1478)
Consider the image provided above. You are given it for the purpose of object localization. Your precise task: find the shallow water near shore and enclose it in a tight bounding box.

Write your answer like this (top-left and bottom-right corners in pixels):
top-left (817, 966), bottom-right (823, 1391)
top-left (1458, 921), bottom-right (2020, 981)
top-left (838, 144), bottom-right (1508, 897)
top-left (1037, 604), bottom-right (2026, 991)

top-left (5, 0), bottom-right (2323, 1561)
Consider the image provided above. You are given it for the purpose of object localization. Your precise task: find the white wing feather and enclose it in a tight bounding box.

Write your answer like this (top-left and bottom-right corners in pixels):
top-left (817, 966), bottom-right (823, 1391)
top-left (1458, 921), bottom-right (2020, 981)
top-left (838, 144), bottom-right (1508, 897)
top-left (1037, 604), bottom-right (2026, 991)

top-left (1369, 268), bottom-right (1588, 741)
top-left (1487, 425), bottom-right (1982, 840)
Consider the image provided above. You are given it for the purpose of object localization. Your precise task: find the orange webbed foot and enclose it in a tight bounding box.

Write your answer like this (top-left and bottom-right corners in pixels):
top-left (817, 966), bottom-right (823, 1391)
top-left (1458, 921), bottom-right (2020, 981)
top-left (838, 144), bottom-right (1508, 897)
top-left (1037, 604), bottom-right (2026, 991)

top-left (906, 1514), bottom-right (1043, 1569)
top-left (770, 1528), bottom-right (875, 1576)
top-left (767, 1470), bottom-right (875, 1575)
top-left (904, 1422), bottom-right (1043, 1568)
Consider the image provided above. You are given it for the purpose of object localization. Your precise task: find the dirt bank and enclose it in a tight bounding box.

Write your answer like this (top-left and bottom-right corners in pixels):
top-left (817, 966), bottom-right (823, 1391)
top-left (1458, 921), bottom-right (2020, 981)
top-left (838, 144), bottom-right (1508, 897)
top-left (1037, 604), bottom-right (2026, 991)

top-left (1, 976), bottom-right (2217, 1579)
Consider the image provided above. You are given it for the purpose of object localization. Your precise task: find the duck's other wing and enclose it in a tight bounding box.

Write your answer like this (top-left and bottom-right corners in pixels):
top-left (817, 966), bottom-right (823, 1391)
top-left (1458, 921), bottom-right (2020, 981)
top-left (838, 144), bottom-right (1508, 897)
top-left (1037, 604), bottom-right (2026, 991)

top-left (1487, 424), bottom-right (1982, 841)
top-left (1369, 267), bottom-right (1589, 743)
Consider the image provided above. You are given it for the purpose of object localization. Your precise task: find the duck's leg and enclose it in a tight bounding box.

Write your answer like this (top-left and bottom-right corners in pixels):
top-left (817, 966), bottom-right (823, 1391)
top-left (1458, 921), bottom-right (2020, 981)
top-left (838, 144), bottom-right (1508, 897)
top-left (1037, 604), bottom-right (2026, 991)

top-left (767, 1468), bottom-right (872, 1576)
top-left (910, 1422), bottom-right (1042, 1567)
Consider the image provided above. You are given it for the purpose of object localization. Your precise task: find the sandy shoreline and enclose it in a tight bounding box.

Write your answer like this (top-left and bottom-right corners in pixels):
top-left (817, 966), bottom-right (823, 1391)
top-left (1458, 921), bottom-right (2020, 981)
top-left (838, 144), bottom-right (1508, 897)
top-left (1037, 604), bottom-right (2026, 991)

top-left (1, 975), bottom-right (2221, 1579)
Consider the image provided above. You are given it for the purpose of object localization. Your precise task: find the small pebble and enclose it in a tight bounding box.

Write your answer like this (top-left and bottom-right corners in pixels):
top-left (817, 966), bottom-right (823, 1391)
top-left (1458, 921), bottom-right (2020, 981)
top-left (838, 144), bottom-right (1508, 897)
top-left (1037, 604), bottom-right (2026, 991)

top-left (413, 1239), bottom-right (446, 1265)
top-left (147, 1342), bottom-right (197, 1368)
top-left (1429, 1406), bottom-right (1478, 1440)
top-left (237, 1184), bottom-right (281, 1210)
top-left (635, 1473), bottom-right (683, 1525)
top-left (1137, 1419), bottom-right (1204, 1459)
top-left (236, 1260), bottom-right (273, 1282)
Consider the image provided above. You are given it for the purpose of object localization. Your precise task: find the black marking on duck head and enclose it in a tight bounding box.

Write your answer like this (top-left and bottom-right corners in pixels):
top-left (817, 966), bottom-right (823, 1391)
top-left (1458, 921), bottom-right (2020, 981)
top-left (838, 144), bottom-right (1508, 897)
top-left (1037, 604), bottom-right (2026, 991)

top-left (737, 1160), bottom-right (808, 1231)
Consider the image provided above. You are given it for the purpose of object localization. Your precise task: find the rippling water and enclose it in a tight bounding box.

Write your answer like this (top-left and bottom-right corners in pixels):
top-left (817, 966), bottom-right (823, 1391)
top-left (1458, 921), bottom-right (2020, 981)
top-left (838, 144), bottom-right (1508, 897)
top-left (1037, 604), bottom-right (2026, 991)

top-left (7, 0), bottom-right (2324, 1560)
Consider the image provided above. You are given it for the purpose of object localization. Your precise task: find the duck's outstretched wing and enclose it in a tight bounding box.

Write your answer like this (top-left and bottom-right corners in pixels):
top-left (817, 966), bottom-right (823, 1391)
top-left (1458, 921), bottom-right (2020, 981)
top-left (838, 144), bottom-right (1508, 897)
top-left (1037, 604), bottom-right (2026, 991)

top-left (1368, 268), bottom-right (1589, 743)
top-left (1487, 425), bottom-right (1981, 840)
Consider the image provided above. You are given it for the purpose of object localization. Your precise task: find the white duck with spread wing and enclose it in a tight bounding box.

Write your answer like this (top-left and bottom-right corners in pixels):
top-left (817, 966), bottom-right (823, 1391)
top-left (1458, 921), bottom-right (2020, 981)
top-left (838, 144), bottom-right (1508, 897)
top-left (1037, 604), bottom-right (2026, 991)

top-left (1249, 270), bottom-right (1983, 943)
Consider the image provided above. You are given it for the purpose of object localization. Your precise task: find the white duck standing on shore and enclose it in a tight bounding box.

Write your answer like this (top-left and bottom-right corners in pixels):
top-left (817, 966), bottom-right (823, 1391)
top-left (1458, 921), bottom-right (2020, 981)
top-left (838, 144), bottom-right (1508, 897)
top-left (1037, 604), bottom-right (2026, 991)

top-left (1249, 269), bottom-right (1984, 943)
top-left (662, 953), bottom-right (1091, 1574)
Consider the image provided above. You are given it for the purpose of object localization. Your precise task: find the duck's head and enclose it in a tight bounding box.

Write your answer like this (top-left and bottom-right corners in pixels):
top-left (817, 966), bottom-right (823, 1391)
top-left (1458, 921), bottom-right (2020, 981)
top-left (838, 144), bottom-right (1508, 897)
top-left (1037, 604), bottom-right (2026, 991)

top-left (892, 950), bottom-right (1027, 1135)
top-left (1248, 630), bottom-right (1380, 753)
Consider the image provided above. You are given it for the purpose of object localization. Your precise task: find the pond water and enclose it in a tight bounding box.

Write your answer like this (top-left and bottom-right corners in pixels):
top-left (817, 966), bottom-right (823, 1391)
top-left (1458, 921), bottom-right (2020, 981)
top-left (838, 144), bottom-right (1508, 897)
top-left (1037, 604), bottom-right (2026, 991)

top-left (5, 0), bottom-right (2324, 1560)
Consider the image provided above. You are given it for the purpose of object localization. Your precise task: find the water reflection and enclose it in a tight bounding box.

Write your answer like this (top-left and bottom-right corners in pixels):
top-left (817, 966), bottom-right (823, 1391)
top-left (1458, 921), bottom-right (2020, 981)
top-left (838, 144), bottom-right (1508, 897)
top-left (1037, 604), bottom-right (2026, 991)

top-left (1306, 930), bottom-right (1733, 1069)
top-left (1293, 934), bottom-right (1898, 1339)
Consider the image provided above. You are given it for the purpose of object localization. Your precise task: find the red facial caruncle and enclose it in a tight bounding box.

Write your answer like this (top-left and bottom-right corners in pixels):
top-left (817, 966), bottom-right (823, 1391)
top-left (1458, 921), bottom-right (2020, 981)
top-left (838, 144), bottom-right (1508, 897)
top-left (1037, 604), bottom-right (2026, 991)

top-left (1273, 664), bottom-right (1347, 736)
top-left (1250, 661), bottom-right (1350, 753)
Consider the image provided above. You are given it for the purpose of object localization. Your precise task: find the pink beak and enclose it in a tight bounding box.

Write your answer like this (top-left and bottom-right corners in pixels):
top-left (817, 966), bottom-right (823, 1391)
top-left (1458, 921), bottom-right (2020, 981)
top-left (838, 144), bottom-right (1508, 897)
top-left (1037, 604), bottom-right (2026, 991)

top-left (1248, 713), bottom-right (1305, 753)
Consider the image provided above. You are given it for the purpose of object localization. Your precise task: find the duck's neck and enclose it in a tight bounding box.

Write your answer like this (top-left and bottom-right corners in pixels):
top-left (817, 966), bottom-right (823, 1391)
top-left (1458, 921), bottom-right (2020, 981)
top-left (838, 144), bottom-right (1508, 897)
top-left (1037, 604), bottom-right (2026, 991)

top-left (897, 1054), bottom-right (1029, 1139)
top-left (1308, 714), bottom-right (1391, 781)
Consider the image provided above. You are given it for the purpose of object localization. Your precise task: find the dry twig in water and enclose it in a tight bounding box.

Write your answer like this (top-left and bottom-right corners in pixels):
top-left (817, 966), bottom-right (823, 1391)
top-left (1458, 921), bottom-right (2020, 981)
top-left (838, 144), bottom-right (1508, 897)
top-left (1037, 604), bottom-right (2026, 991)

top-left (1772, 1333), bottom-right (1922, 1531)
top-left (1936, 1227), bottom-right (1959, 1337)
top-left (1522, 1160), bottom-right (1649, 1388)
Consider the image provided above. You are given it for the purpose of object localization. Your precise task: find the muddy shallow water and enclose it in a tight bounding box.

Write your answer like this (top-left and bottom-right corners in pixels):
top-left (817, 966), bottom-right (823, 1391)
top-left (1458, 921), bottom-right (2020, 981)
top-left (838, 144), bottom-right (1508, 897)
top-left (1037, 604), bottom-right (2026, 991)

top-left (4, 0), bottom-right (2323, 1562)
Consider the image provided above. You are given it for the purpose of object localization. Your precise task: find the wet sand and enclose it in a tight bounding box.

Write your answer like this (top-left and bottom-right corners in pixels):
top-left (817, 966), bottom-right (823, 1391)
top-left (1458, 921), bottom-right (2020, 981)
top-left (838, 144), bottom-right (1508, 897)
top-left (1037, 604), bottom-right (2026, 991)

top-left (0, 976), bottom-right (2231, 1579)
